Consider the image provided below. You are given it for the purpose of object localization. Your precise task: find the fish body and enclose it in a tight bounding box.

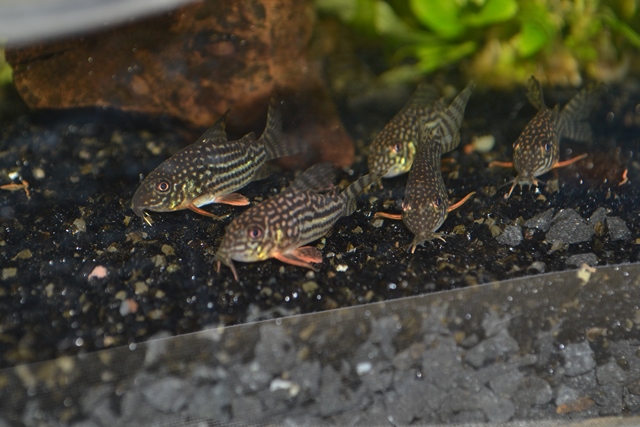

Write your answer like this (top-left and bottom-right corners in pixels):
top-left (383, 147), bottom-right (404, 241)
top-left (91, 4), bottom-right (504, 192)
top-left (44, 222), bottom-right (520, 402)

top-left (367, 82), bottom-right (474, 178)
top-left (401, 127), bottom-right (449, 248)
top-left (215, 163), bottom-right (381, 281)
top-left (495, 76), bottom-right (601, 198)
top-left (131, 99), bottom-right (290, 224)
top-left (374, 82), bottom-right (476, 252)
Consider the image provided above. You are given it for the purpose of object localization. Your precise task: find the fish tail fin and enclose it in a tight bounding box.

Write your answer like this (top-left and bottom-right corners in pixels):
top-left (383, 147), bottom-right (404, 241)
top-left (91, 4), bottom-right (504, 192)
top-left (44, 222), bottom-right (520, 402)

top-left (260, 97), bottom-right (295, 160)
top-left (558, 82), bottom-right (604, 142)
top-left (438, 81), bottom-right (475, 153)
top-left (342, 171), bottom-right (383, 216)
top-left (526, 75), bottom-right (546, 110)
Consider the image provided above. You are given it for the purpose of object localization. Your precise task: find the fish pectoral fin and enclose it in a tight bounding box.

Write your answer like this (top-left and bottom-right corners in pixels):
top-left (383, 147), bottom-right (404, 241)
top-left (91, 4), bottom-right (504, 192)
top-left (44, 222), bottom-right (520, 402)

top-left (213, 193), bottom-right (251, 206)
top-left (553, 153), bottom-right (587, 169)
top-left (488, 160), bottom-right (514, 168)
top-left (274, 247), bottom-right (322, 270)
top-left (251, 164), bottom-right (273, 181)
top-left (447, 191), bottom-right (475, 213)
top-left (186, 203), bottom-right (229, 219)
top-left (374, 212), bottom-right (403, 220)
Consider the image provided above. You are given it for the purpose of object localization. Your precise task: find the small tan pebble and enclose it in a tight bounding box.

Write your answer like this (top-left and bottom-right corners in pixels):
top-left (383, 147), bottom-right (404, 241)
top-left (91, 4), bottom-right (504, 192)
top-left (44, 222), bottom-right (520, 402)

top-left (301, 281), bottom-right (319, 293)
top-left (88, 265), bottom-right (108, 280)
top-left (166, 264), bottom-right (180, 273)
top-left (489, 224), bottom-right (501, 238)
top-left (161, 244), bottom-right (175, 256)
top-left (335, 264), bottom-right (348, 272)
top-left (32, 167), bottom-right (46, 179)
top-left (151, 254), bottom-right (166, 267)
top-left (471, 135), bottom-right (496, 153)
top-left (70, 176), bottom-right (80, 184)
top-left (72, 218), bottom-right (86, 233)
top-left (134, 282), bottom-right (148, 295)
top-left (2, 268), bottom-right (17, 280)
top-left (371, 218), bottom-right (384, 228)
top-left (352, 226), bottom-right (363, 234)
top-left (12, 249), bottom-right (32, 260)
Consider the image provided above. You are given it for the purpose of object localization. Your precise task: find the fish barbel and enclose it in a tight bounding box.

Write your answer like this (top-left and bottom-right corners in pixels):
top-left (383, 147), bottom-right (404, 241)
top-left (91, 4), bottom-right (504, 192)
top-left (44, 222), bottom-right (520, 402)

top-left (490, 76), bottom-right (602, 198)
top-left (131, 98), bottom-right (292, 224)
top-left (215, 163), bottom-right (383, 281)
top-left (375, 120), bottom-right (475, 253)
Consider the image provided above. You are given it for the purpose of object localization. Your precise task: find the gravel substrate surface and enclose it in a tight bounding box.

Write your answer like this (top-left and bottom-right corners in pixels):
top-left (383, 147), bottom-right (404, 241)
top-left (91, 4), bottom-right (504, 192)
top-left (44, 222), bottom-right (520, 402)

top-left (2, 263), bottom-right (640, 425)
top-left (0, 78), bottom-right (639, 423)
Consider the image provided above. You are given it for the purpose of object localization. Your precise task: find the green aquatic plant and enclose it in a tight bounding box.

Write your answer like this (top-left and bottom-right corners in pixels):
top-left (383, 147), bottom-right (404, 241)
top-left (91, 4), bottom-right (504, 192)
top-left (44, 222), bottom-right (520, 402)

top-left (315, 0), bottom-right (640, 86)
top-left (0, 49), bottom-right (11, 85)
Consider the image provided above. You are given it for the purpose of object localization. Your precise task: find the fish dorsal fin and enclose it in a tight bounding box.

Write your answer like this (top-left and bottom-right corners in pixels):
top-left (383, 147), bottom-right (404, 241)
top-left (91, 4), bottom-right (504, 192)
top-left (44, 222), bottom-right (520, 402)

top-left (290, 163), bottom-right (336, 193)
top-left (196, 110), bottom-right (229, 145)
top-left (259, 97), bottom-right (297, 159)
top-left (527, 76), bottom-right (546, 110)
top-left (400, 83), bottom-right (440, 114)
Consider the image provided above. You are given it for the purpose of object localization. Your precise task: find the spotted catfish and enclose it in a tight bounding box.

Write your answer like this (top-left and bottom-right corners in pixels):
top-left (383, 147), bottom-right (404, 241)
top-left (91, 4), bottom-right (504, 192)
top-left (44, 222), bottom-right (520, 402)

top-left (375, 122), bottom-right (475, 253)
top-left (367, 82), bottom-right (475, 178)
top-left (215, 163), bottom-right (382, 281)
top-left (132, 98), bottom-right (292, 225)
top-left (490, 76), bottom-right (602, 198)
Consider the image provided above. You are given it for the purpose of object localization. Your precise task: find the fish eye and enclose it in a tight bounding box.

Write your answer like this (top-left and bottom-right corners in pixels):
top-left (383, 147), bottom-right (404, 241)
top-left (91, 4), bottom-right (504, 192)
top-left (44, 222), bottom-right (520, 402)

top-left (543, 142), bottom-right (551, 152)
top-left (247, 225), bottom-right (264, 240)
top-left (391, 142), bottom-right (403, 153)
top-left (155, 180), bottom-right (171, 193)
top-left (433, 196), bottom-right (442, 207)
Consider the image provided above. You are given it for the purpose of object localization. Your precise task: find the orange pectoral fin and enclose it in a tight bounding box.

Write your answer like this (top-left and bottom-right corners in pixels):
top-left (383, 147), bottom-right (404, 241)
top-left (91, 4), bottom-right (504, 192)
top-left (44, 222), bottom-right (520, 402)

top-left (447, 191), bottom-right (475, 213)
top-left (187, 203), bottom-right (229, 219)
top-left (274, 246), bottom-right (322, 270)
top-left (374, 212), bottom-right (403, 220)
top-left (488, 160), bottom-right (514, 168)
top-left (213, 192), bottom-right (250, 206)
top-left (553, 153), bottom-right (587, 169)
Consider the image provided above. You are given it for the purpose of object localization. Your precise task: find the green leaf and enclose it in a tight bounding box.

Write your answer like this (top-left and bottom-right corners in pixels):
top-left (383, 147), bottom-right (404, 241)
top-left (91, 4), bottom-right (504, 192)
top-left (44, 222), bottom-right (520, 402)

top-left (518, 19), bottom-right (551, 57)
top-left (603, 8), bottom-right (640, 48)
top-left (352, 0), bottom-right (377, 35)
top-left (409, 0), bottom-right (465, 38)
top-left (414, 40), bottom-right (478, 72)
top-left (376, 0), bottom-right (439, 43)
top-left (462, 0), bottom-right (518, 27)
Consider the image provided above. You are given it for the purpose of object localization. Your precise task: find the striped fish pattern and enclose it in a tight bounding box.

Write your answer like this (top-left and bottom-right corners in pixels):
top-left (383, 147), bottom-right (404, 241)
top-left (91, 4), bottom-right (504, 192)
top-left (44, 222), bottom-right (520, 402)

top-left (215, 163), bottom-right (382, 281)
top-left (367, 82), bottom-right (475, 178)
top-left (490, 76), bottom-right (602, 198)
top-left (131, 98), bottom-right (291, 225)
top-left (375, 83), bottom-right (476, 253)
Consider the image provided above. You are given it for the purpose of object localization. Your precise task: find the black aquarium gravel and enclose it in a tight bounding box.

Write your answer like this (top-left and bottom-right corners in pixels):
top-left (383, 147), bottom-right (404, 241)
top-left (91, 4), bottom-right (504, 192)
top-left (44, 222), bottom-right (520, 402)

top-left (0, 77), bottom-right (640, 424)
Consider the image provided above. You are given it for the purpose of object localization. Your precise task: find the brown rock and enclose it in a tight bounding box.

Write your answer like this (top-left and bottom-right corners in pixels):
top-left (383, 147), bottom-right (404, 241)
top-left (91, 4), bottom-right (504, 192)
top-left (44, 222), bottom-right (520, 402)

top-left (6, 0), bottom-right (354, 167)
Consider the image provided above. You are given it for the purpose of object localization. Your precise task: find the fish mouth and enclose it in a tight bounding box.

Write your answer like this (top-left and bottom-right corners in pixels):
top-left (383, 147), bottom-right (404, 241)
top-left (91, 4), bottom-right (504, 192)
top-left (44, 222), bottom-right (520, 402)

top-left (381, 164), bottom-right (406, 179)
top-left (131, 201), bottom-right (154, 225)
